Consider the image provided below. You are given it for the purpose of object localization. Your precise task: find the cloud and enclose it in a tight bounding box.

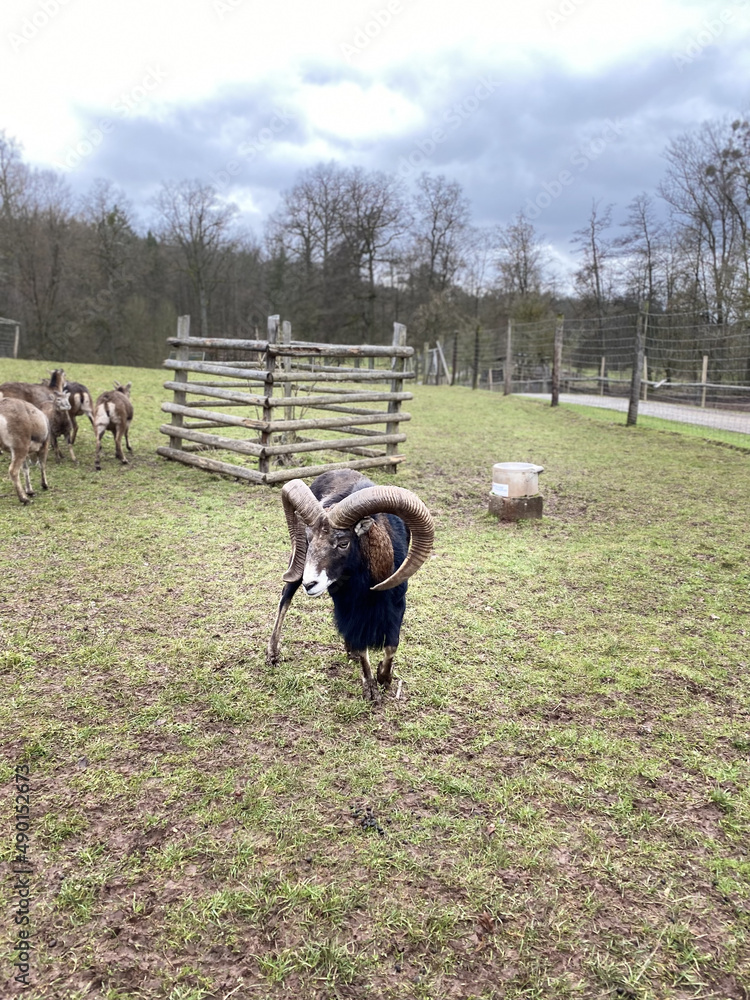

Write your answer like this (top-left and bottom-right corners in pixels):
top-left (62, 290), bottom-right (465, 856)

top-left (12, 3), bottom-right (748, 259)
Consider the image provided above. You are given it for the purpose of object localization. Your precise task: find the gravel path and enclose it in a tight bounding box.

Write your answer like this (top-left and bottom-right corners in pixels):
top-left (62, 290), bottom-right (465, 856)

top-left (520, 393), bottom-right (750, 435)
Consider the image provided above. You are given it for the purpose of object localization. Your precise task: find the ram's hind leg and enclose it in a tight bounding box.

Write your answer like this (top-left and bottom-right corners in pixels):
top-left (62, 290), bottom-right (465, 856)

top-left (267, 580), bottom-right (302, 667)
top-left (376, 644), bottom-right (398, 689)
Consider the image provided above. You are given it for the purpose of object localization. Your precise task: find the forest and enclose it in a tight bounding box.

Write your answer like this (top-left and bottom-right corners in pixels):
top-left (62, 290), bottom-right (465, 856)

top-left (1, 113), bottom-right (749, 366)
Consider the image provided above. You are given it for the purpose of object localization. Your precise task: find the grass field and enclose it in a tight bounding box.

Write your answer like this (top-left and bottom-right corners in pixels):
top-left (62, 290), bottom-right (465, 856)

top-left (1, 358), bottom-right (749, 1000)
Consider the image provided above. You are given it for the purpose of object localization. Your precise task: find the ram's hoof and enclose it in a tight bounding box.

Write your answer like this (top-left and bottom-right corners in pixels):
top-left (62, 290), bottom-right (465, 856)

top-left (362, 678), bottom-right (382, 704)
top-left (376, 665), bottom-right (393, 688)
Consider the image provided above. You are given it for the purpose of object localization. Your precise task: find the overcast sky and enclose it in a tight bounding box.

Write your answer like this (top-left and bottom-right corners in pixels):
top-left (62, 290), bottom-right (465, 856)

top-left (2, 0), bottom-right (749, 267)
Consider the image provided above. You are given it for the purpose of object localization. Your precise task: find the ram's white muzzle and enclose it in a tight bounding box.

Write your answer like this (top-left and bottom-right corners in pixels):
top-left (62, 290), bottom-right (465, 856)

top-left (302, 565), bottom-right (331, 597)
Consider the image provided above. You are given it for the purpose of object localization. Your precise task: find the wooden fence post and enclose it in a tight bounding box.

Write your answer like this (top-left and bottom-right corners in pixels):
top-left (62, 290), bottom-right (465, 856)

top-left (551, 314), bottom-right (564, 407)
top-left (472, 325), bottom-right (480, 390)
top-left (504, 319), bottom-right (512, 395)
top-left (451, 332), bottom-right (458, 386)
top-left (386, 322), bottom-right (408, 473)
top-left (436, 340), bottom-right (450, 383)
top-left (169, 315), bottom-right (190, 451)
top-left (642, 354), bottom-right (649, 402)
top-left (701, 354), bottom-right (709, 408)
top-left (259, 315), bottom-right (279, 477)
top-left (281, 320), bottom-right (294, 446)
top-left (627, 307), bottom-right (648, 426)
top-left (599, 356), bottom-right (606, 396)
top-left (13, 324), bottom-right (20, 359)
top-left (422, 342), bottom-right (430, 384)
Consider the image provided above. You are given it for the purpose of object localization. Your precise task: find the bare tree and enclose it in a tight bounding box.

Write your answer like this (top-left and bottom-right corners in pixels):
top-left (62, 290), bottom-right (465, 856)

top-left (338, 167), bottom-right (409, 338)
top-left (495, 212), bottom-right (550, 319)
top-left (571, 200), bottom-right (615, 319)
top-left (0, 133), bottom-right (75, 357)
top-left (153, 180), bottom-right (240, 337)
top-left (459, 225), bottom-right (494, 319)
top-left (659, 121), bottom-right (746, 323)
top-left (614, 192), bottom-right (666, 307)
top-left (266, 162), bottom-right (352, 336)
top-left (410, 173), bottom-right (470, 293)
top-left (78, 179), bottom-right (140, 363)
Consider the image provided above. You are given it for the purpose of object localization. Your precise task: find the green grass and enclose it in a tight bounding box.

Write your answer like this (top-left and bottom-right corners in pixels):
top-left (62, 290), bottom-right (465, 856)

top-left (0, 357), bottom-right (749, 998)
top-left (559, 398), bottom-right (750, 449)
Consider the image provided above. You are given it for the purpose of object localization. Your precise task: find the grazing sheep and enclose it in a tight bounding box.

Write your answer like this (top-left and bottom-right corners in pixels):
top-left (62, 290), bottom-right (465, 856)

top-left (0, 392), bottom-right (50, 504)
top-left (43, 371), bottom-right (95, 446)
top-left (0, 379), bottom-right (73, 462)
top-left (63, 380), bottom-right (94, 444)
top-left (267, 469), bottom-right (434, 702)
top-left (93, 381), bottom-right (133, 471)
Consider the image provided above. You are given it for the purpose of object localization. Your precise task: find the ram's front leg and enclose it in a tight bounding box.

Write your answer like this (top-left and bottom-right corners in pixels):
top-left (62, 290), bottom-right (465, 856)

top-left (376, 644), bottom-right (398, 689)
top-left (267, 579), bottom-right (302, 667)
top-left (356, 650), bottom-right (381, 704)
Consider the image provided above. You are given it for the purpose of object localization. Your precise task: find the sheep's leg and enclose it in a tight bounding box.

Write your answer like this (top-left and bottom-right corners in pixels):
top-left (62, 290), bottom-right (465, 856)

top-left (69, 416), bottom-right (78, 446)
top-left (9, 448), bottom-right (31, 504)
top-left (39, 438), bottom-right (49, 490)
top-left (22, 458), bottom-right (33, 497)
top-left (267, 579), bottom-right (302, 666)
top-left (114, 425), bottom-right (128, 464)
top-left (65, 416), bottom-right (76, 462)
top-left (357, 650), bottom-right (381, 703)
top-left (376, 644), bottom-right (398, 688)
top-left (124, 422), bottom-right (133, 453)
top-left (94, 424), bottom-right (106, 470)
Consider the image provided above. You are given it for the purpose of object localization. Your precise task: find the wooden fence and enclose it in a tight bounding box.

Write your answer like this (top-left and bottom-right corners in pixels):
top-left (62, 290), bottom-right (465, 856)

top-left (157, 315), bottom-right (416, 484)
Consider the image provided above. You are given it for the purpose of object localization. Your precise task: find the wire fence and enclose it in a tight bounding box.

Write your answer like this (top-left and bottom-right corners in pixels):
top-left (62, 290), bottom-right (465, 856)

top-left (0, 318), bottom-right (20, 359)
top-left (418, 314), bottom-right (750, 435)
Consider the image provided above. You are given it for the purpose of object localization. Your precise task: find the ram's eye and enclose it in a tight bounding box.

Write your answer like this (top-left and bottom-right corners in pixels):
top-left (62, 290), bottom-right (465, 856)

top-left (337, 539), bottom-right (350, 550)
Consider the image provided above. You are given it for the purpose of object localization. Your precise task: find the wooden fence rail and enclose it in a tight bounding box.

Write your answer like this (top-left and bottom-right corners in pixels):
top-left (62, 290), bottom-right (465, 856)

top-left (157, 315), bottom-right (415, 485)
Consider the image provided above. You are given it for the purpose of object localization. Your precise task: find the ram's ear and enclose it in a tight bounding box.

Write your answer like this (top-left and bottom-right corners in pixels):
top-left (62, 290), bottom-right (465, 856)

top-left (354, 517), bottom-right (374, 537)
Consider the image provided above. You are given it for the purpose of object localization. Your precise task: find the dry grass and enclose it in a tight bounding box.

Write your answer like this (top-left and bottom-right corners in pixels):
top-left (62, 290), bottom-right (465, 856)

top-left (0, 358), bottom-right (749, 999)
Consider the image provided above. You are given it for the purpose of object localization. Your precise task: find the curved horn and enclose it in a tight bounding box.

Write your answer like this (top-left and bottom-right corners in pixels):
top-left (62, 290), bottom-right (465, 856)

top-left (329, 486), bottom-right (434, 591)
top-left (280, 479), bottom-right (327, 583)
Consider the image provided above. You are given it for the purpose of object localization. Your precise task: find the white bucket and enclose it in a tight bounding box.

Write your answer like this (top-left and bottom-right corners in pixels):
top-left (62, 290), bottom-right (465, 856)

top-left (491, 462), bottom-right (544, 498)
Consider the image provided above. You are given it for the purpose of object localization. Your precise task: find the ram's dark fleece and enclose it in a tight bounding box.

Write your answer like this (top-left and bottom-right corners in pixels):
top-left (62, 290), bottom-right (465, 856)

top-left (267, 469), bottom-right (434, 702)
